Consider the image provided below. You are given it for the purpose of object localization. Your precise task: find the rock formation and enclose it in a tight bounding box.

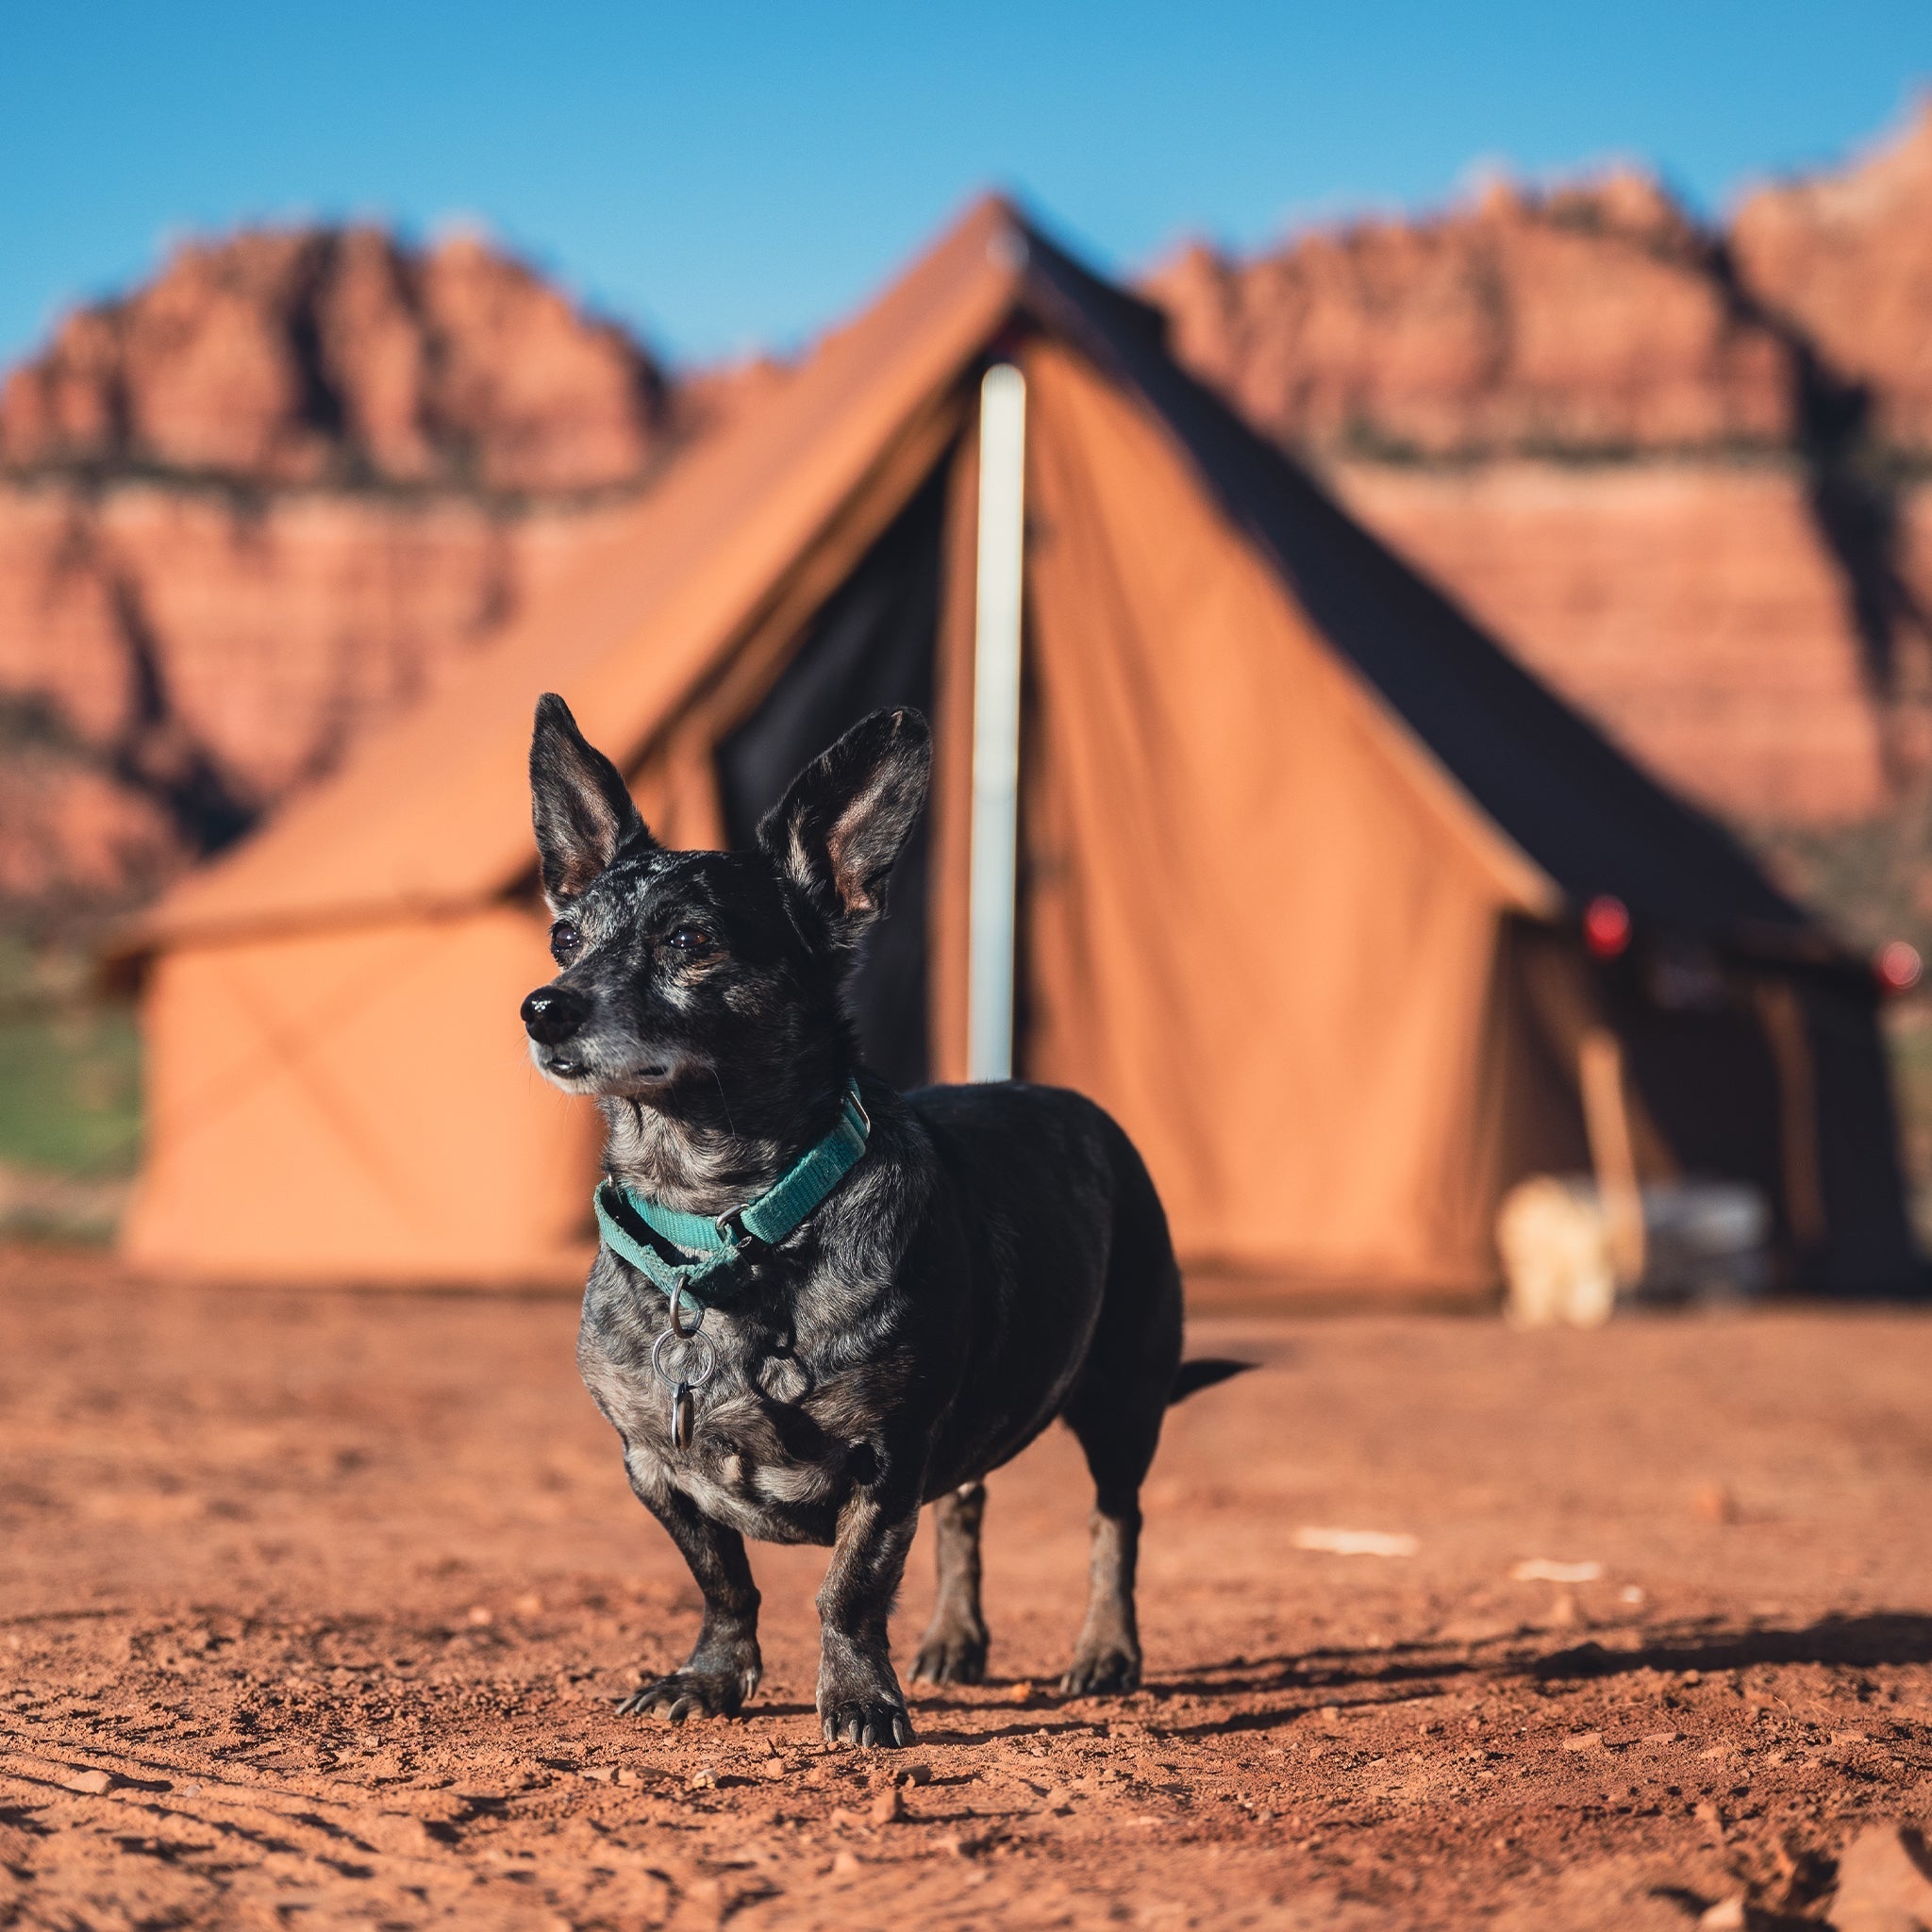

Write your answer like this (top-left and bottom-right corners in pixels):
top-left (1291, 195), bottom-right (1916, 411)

top-left (0, 225), bottom-right (675, 492)
top-left (0, 477), bottom-right (630, 897)
top-left (1145, 172), bottom-right (1798, 458)
top-left (0, 227), bottom-right (686, 928)
top-left (1731, 99), bottom-right (1932, 455)
top-left (1145, 110), bottom-right (1932, 904)
top-left (1327, 459), bottom-right (1907, 824)
top-left (0, 706), bottom-right (182, 912)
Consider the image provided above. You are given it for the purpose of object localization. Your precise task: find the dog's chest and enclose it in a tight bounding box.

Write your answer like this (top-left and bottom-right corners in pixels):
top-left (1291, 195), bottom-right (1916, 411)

top-left (582, 1308), bottom-right (864, 1544)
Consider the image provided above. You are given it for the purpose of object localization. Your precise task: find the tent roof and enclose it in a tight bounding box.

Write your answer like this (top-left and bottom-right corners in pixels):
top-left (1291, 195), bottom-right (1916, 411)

top-left (123, 193), bottom-right (1814, 958)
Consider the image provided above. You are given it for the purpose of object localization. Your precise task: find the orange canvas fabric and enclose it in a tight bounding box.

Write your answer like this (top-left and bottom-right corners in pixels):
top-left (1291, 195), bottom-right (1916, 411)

top-left (1008, 343), bottom-right (1524, 1286)
top-left (125, 908), bottom-right (596, 1282)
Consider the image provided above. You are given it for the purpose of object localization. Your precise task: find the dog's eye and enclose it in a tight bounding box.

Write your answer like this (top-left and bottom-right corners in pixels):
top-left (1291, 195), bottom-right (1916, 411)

top-left (549, 919), bottom-right (582, 964)
top-left (667, 925), bottom-right (714, 954)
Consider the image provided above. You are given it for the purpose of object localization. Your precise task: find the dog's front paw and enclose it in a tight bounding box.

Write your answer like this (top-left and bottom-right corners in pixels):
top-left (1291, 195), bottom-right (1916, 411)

top-left (617, 1661), bottom-right (758, 1724)
top-left (1058, 1642), bottom-right (1141, 1697)
top-left (908, 1620), bottom-right (988, 1687)
top-left (818, 1654), bottom-right (913, 1747)
top-left (818, 1638), bottom-right (912, 1747)
top-left (820, 1694), bottom-right (913, 1748)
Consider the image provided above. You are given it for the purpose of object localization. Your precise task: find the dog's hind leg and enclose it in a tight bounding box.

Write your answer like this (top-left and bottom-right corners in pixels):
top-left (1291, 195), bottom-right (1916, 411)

top-left (908, 1480), bottom-right (990, 1686)
top-left (1057, 1413), bottom-right (1151, 1696)
top-left (1058, 1141), bottom-right (1183, 1697)
top-left (1060, 1332), bottom-right (1174, 1693)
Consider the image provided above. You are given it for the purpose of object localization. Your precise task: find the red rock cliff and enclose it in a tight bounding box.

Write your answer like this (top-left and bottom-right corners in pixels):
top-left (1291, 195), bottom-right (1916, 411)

top-left (1731, 101), bottom-right (1932, 455)
top-left (1144, 172), bottom-right (1797, 458)
top-left (0, 226), bottom-right (675, 492)
top-left (1144, 122), bottom-right (1932, 869)
top-left (0, 228), bottom-right (691, 927)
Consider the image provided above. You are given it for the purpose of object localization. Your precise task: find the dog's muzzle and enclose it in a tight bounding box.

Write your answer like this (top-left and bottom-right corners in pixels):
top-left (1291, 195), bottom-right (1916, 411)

top-left (522, 986), bottom-right (589, 1045)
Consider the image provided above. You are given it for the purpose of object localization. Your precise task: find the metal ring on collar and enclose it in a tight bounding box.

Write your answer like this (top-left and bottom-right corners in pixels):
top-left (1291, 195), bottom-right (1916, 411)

top-left (652, 1327), bottom-right (716, 1391)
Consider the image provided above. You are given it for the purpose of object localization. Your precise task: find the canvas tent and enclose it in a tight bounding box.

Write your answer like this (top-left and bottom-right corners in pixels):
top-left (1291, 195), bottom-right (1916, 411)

top-left (113, 197), bottom-right (1919, 1298)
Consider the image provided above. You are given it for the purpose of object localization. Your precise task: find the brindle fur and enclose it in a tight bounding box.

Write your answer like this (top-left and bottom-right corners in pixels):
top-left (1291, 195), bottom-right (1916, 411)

top-left (522, 693), bottom-right (1237, 1748)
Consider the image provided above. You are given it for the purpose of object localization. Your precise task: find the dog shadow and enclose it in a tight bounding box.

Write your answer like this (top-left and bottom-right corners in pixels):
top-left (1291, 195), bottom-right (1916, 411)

top-left (692, 1615), bottom-right (1932, 1744)
top-left (1142, 1610), bottom-right (1932, 1737)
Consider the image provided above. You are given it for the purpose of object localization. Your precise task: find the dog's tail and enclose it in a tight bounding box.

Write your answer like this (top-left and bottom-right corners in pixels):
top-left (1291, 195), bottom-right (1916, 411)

top-left (1167, 1357), bottom-right (1256, 1406)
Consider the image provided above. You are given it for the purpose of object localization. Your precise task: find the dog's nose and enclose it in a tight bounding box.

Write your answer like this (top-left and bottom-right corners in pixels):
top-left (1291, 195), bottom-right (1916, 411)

top-left (522, 986), bottom-right (590, 1045)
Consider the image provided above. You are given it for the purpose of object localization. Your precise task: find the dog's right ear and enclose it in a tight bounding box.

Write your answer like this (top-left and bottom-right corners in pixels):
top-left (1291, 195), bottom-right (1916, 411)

top-left (529, 693), bottom-right (651, 908)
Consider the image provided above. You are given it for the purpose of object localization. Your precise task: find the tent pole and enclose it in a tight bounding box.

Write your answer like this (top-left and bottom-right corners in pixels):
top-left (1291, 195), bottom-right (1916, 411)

top-left (967, 362), bottom-right (1028, 1083)
top-left (1578, 1027), bottom-right (1646, 1288)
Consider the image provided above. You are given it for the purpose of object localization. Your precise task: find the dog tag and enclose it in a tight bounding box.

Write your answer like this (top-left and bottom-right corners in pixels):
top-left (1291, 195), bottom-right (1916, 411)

top-left (652, 1320), bottom-right (713, 1454)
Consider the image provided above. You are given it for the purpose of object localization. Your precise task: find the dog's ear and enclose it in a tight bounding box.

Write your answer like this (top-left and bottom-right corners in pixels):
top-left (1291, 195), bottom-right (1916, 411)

top-left (758, 708), bottom-right (931, 941)
top-left (529, 692), bottom-right (652, 908)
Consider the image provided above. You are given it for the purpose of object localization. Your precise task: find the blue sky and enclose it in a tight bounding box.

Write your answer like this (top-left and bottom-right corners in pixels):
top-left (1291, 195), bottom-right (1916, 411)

top-left (3, 3), bottom-right (1929, 373)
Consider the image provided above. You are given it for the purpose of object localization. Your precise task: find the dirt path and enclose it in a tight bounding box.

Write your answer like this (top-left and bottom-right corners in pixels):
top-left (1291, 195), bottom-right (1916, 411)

top-left (3, 1248), bottom-right (1930, 1929)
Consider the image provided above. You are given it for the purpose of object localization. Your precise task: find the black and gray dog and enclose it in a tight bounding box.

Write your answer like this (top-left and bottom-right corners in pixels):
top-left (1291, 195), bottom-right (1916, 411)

top-left (520, 693), bottom-right (1242, 1747)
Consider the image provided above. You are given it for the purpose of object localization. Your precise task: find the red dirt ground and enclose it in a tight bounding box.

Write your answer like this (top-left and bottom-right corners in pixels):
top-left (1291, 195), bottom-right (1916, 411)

top-left (3, 1247), bottom-right (1930, 1930)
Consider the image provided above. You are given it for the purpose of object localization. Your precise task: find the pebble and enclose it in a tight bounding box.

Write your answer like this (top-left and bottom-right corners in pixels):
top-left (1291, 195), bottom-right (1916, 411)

top-left (58, 1768), bottom-right (115, 1795)
top-left (894, 1761), bottom-right (932, 1787)
top-left (1510, 1558), bottom-right (1602, 1584)
top-left (1560, 1732), bottom-right (1604, 1753)
top-left (869, 1785), bottom-right (906, 1824)
top-left (1292, 1526), bottom-right (1418, 1557)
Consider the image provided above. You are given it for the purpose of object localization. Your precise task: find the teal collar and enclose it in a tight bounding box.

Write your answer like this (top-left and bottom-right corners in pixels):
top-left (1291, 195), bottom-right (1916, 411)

top-left (593, 1079), bottom-right (871, 1311)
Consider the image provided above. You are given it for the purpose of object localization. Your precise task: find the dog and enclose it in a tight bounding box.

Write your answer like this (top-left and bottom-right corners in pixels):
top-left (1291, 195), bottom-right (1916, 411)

top-left (521, 693), bottom-right (1244, 1746)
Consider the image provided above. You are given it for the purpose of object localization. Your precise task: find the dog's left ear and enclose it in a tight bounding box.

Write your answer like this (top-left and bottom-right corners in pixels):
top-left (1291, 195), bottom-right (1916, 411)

top-left (530, 692), bottom-right (653, 908)
top-left (758, 708), bottom-right (931, 941)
